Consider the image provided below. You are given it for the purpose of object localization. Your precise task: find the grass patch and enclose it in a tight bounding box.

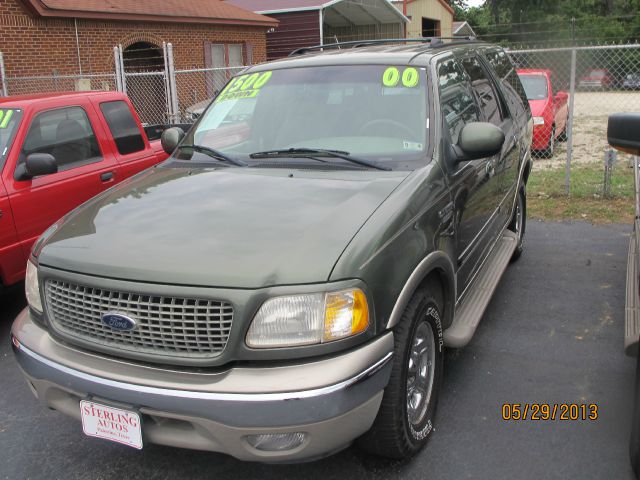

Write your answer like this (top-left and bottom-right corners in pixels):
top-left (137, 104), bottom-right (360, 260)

top-left (528, 161), bottom-right (635, 224)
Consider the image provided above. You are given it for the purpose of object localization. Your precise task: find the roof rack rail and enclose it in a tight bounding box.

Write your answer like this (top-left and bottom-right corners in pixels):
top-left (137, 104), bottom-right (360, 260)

top-left (289, 36), bottom-right (477, 56)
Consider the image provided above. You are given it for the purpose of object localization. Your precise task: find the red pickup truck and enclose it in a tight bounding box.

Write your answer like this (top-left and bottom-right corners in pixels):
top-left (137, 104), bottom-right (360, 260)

top-left (0, 91), bottom-right (170, 289)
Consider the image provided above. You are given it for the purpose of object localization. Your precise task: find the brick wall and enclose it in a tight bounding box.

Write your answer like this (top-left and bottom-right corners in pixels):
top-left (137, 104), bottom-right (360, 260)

top-left (0, 0), bottom-right (268, 77)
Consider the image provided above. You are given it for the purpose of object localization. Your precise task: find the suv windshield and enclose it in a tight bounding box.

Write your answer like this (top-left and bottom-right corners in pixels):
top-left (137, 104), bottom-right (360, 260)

top-left (180, 65), bottom-right (429, 169)
top-left (518, 75), bottom-right (548, 100)
top-left (0, 108), bottom-right (22, 168)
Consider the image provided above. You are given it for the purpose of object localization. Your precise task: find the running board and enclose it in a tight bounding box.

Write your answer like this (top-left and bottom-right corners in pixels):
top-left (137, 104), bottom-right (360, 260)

top-left (625, 233), bottom-right (640, 357)
top-left (444, 230), bottom-right (518, 348)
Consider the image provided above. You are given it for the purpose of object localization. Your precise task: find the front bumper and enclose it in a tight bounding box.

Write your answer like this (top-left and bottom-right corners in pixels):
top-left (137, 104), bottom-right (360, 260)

top-left (11, 308), bottom-right (393, 462)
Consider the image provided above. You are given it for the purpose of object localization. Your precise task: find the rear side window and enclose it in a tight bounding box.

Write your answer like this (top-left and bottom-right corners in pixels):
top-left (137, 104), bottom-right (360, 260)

top-left (100, 101), bottom-right (145, 155)
top-left (482, 49), bottom-right (530, 116)
top-left (460, 56), bottom-right (504, 126)
top-left (437, 58), bottom-right (480, 145)
top-left (21, 106), bottom-right (102, 171)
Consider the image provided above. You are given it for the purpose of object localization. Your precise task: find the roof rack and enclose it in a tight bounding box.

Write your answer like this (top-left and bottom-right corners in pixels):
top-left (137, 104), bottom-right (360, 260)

top-left (289, 37), bottom-right (477, 56)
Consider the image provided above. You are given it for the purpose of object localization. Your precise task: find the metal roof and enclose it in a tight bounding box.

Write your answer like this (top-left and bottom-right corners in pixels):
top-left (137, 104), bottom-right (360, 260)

top-left (225, 0), bottom-right (408, 24)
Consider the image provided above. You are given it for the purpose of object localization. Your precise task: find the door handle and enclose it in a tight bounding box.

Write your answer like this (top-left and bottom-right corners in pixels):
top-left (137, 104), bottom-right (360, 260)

top-left (100, 171), bottom-right (114, 182)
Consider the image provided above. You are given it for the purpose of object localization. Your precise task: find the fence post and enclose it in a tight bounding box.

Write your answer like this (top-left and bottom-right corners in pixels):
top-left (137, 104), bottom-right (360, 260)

top-left (113, 46), bottom-right (123, 92)
top-left (0, 52), bottom-right (7, 97)
top-left (166, 43), bottom-right (179, 123)
top-left (565, 47), bottom-right (577, 196)
top-left (115, 44), bottom-right (127, 95)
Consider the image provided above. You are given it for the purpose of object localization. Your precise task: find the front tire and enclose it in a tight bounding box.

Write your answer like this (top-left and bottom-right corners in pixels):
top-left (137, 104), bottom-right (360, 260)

top-left (358, 281), bottom-right (444, 459)
top-left (509, 187), bottom-right (526, 262)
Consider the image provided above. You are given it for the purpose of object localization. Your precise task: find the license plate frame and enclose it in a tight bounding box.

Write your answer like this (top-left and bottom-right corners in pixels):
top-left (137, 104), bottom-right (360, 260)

top-left (80, 399), bottom-right (143, 450)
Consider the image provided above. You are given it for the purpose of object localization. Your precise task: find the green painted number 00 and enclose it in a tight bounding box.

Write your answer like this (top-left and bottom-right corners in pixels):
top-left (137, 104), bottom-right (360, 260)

top-left (382, 67), bottom-right (419, 88)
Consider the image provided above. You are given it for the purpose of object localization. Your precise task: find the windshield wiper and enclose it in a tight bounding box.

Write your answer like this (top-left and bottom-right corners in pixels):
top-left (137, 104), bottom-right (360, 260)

top-left (249, 148), bottom-right (391, 171)
top-left (177, 144), bottom-right (247, 167)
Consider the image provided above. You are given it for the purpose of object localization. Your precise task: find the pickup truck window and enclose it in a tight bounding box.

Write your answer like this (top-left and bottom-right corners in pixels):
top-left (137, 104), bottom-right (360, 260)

top-left (21, 106), bottom-right (102, 171)
top-left (99, 101), bottom-right (145, 155)
top-left (438, 58), bottom-right (480, 145)
top-left (519, 74), bottom-right (549, 100)
top-left (0, 108), bottom-right (22, 168)
top-left (189, 65), bottom-right (429, 168)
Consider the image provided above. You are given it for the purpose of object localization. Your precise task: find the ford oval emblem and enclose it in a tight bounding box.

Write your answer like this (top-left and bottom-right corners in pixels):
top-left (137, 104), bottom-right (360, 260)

top-left (101, 312), bottom-right (137, 331)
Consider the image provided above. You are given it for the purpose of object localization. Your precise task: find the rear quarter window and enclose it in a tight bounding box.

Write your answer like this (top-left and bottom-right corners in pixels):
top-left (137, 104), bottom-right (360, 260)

top-left (100, 101), bottom-right (146, 155)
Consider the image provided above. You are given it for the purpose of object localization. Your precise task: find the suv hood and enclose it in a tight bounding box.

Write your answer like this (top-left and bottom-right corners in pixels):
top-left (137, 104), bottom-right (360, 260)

top-left (39, 166), bottom-right (409, 288)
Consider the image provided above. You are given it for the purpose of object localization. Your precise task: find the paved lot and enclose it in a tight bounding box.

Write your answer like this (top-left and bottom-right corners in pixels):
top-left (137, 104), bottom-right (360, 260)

top-left (0, 221), bottom-right (637, 479)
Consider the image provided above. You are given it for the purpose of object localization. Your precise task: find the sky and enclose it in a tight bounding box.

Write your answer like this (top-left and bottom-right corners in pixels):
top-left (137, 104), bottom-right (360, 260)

top-left (466, 0), bottom-right (485, 6)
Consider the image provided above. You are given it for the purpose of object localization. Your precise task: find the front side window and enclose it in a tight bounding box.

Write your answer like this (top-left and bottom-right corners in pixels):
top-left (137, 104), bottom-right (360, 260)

top-left (21, 106), bottom-right (101, 171)
top-left (100, 101), bottom-right (145, 155)
top-left (460, 56), bottom-right (504, 125)
top-left (483, 49), bottom-right (530, 115)
top-left (438, 58), bottom-right (480, 145)
top-left (519, 74), bottom-right (549, 101)
top-left (182, 65), bottom-right (430, 169)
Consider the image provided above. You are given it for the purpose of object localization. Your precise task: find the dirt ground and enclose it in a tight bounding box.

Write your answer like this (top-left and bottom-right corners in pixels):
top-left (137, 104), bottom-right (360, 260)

top-left (533, 91), bottom-right (640, 171)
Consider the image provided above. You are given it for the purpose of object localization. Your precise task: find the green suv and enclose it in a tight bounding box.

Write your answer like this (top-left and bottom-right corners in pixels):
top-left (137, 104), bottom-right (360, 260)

top-left (12, 39), bottom-right (532, 462)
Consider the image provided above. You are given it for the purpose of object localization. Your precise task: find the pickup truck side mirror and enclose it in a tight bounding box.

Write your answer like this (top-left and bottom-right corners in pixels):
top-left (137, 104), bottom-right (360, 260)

top-left (161, 127), bottom-right (185, 155)
top-left (15, 153), bottom-right (58, 181)
top-left (453, 122), bottom-right (505, 161)
top-left (555, 91), bottom-right (569, 102)
top-left (608, 113), bottom-right (640, 155)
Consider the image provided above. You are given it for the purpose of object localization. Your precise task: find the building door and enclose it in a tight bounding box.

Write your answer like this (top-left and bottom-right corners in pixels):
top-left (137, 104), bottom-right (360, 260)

top-left (422, 18), bottom-right (441, 37)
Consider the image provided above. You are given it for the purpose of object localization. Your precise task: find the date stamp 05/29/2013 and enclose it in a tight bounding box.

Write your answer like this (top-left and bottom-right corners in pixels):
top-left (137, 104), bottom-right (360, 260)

top-left (501, 403), bottom-right (599, 421)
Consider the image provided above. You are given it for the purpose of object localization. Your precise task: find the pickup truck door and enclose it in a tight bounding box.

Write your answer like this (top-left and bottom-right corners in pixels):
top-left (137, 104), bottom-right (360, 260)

top-left (4, 101), bottom-right (120, 261)
top-left (437, 57), bottom-right (502, 293)
top-left (0, 176), bottom-right (23, 285)
top-left (91, 98), bottom-right (163, 178)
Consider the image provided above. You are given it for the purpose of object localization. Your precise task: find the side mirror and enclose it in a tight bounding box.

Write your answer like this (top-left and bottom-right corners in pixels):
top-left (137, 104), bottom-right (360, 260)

top-left (15, 153), bottom-right (58, 180)
top-left (454, 122), bottom-right (505, 161)
top-left (161, 127), bottom-right (185, 155)
top-left (608, 113), bottom-right (640, 155)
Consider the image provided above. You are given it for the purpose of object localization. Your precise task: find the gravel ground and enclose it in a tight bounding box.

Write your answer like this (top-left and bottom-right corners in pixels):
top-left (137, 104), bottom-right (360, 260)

top-left (0, 220), bottom-right (637, 479)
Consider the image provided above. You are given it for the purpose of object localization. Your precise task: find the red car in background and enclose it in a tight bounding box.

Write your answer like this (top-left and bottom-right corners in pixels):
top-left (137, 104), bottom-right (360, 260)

top-left (517, 69), bottom-right (569, 157)
top-left (578, 68), bottom-right (615, 90)
top-left (0, 91), bottom-right (171, 289)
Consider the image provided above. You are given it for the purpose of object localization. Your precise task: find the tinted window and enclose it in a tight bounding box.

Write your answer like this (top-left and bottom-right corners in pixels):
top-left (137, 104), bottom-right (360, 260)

top-left (461, 56), bottom-right (504, 125)
top-left (483, 49), bottom-right (530, 115)
top-left (438, 58), bottom-right (480, 145)
top-left (21, 107), bottom-right (102, 171)
top-left (100, 101), bottom-right (145, 155)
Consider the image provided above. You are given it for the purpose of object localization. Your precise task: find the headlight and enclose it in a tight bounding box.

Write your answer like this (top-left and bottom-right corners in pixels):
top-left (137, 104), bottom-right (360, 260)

top-left (25, 259), bottom-right (42, 313)
top-left (533, 116), bottom-right (545, 126)
top-left (246, 289), bottom-right (369, 348)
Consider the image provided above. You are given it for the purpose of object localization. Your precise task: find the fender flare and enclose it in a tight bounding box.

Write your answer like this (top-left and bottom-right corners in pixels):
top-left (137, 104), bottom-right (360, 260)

top-left (386, 251), bottom-right (456, 331)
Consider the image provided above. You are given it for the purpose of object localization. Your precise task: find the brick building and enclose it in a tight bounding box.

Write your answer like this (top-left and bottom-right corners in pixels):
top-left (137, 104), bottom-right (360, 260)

top-left (0, 0), bottom-right (276, 77)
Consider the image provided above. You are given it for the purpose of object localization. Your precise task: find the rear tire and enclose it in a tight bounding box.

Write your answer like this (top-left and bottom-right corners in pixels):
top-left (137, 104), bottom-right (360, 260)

top-left (357, 281), bottom-right (444, 459)
top-left (630, 352), bottom-right (640, 478)
top-left (509, 187), bottom-right (526, 262)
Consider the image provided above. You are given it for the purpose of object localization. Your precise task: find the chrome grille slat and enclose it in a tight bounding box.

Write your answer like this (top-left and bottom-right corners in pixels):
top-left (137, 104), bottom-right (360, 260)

top-left (45, 280), bottom-right (233, 359)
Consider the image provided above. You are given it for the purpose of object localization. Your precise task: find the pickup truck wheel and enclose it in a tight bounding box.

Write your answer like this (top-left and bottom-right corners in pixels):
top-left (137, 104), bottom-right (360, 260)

top-left (357, 282), bottom-right (443, 459)
top-left (509, 187), bottom-right (526, 262)
top-left (630, 352), bottom-right (640, 478)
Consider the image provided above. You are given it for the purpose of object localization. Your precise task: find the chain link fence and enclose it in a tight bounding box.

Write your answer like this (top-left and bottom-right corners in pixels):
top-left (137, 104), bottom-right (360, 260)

top-left (123, 71), bottom-right (170, 125)
top-left (508, 43), bottom-right (640, 194)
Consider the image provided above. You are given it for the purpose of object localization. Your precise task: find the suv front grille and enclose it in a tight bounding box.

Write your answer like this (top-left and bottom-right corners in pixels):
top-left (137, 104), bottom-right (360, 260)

top-left (44, 280), bottom-right (233, 359)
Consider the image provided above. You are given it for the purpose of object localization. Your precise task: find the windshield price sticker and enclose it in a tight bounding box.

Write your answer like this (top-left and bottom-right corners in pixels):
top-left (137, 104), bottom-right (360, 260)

top-left (217, 71), bottom-right (273, 103)
top-left (0, 109), bottom-right (14, 128)
top-left (382, 67), bottom-right (419, 88)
